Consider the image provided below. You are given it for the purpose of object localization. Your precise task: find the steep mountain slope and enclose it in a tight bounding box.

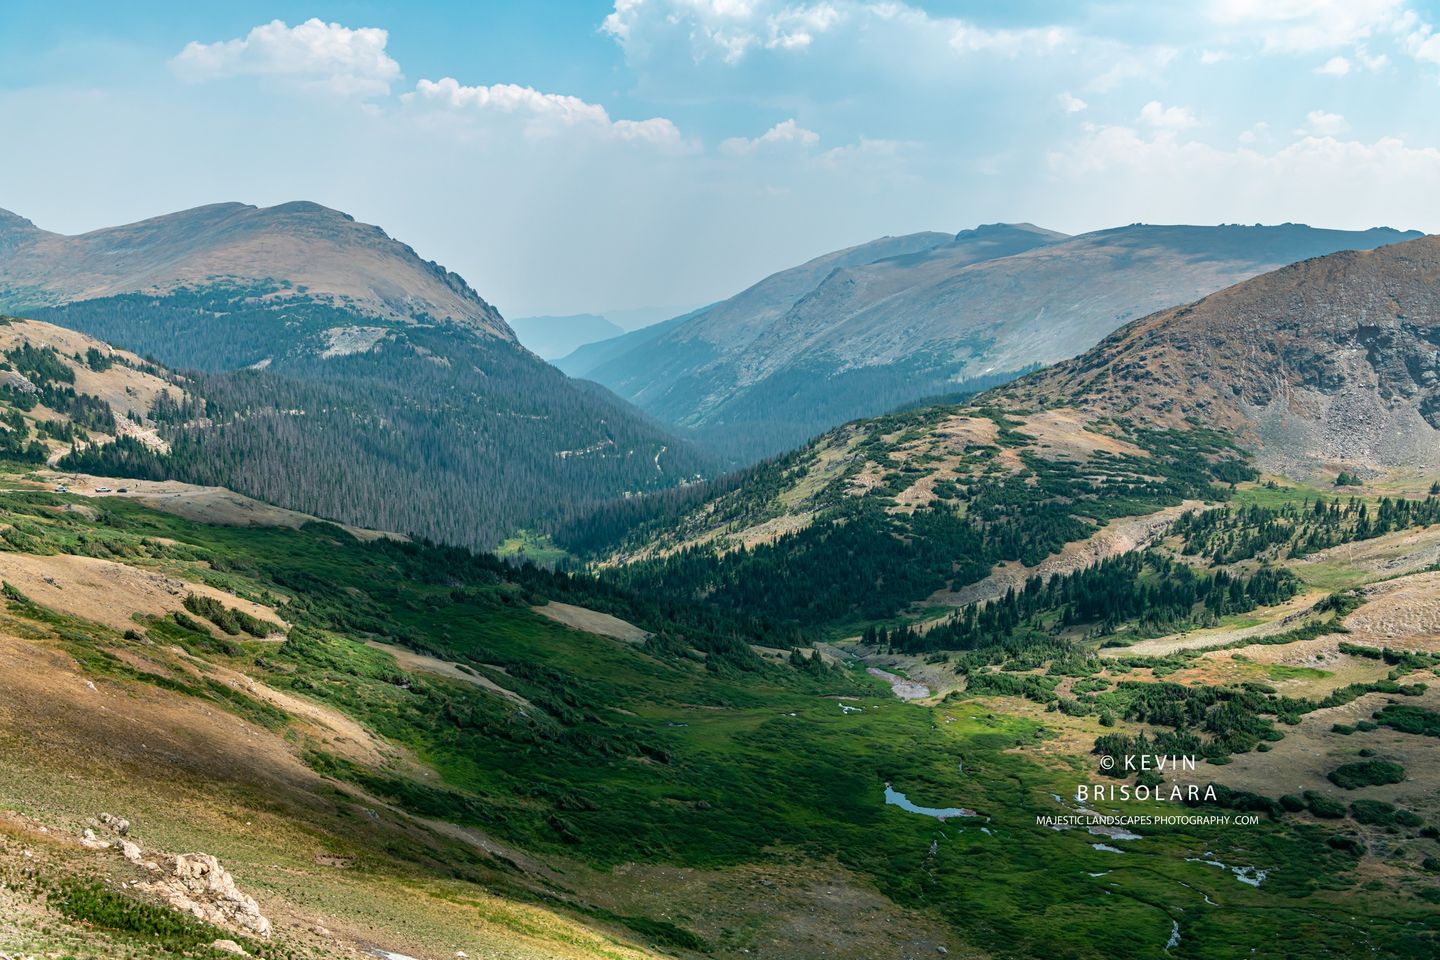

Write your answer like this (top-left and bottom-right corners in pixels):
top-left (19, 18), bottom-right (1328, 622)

top-left (0, 462), bottom-right (852, 958)
top-left (0, 203), bottom-right (711, 547)
top-left (511, 313), bottom-right (625, 359)
top-left (557, 223), bottom-right (1064, 458)
top-left (1000, 234), bottom-right (1440, 477)
top-left (563, 223), bottom-right (1419, 462)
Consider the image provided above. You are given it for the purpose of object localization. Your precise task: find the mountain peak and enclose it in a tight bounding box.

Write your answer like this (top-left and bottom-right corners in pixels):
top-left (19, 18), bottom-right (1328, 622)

top-left (0, 201), bottom-right (512, 340)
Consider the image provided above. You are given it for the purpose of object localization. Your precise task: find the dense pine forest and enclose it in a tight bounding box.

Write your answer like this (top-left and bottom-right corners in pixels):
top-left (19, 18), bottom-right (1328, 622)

top-left (0, 338), bottom-right (113, 461)
top-left (25, 290), bottom-right (713, 547)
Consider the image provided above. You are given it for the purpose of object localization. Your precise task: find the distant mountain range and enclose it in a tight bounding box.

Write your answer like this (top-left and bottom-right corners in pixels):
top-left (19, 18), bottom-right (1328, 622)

top-left (510, 313), bottom-right (624, 359)
top-left (0, 202), bottom-right (709, 547)
top-left (558, 222), bottom-right (1422, 463)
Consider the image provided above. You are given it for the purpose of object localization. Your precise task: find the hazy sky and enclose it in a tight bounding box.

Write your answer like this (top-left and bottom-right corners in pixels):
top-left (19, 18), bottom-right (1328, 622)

top-left (4, 1), bottom-right (1440, 316)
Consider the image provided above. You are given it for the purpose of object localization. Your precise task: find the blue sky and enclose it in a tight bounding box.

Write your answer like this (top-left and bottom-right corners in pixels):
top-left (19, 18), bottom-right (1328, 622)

top-left (4, 1), bottom-right (1440, 316)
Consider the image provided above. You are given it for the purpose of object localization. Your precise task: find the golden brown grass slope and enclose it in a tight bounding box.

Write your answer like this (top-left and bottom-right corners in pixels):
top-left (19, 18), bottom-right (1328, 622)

top-left (0, 588), bottom-right (667, 960)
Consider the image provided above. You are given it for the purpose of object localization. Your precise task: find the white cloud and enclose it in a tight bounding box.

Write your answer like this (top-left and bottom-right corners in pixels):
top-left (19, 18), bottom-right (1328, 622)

top-left (603, 0), bottom-right (1075, 64)
top-left (1088, 47), bottom-right (1178, 92)
top-left (1049, 122), bottom-right (1440, 231)
top-left (1199, 49), bottom-right (1232, 64)
top-left (1298, 109), bottom-right (1346, 135)
top-left (407, 77), bottom-right (686, 148)
top-left (1403, 24), bottom-right (1440, 63)
top-left (1058, 92), bottom-right (1088, 113)
top-left (720, 118), bottom-right (820, 155)
top-left (815, 136), bottom-right (909, 171)
top-left (948, 22), bottom-right (1073, 57)
top-left (767, 4), bottom-right (844, 50)
top-left (173, 19), bottom-right (688, 151)
top-left (1361, 48), bottom-right (1391, 68)
top-left (172, 18), bottom-right (401, 96)
top-left (1139, 101), bottom-right (1199, 130)
top-left (1205, 0), bottom-right (1440, 73)
top-left (1205, 0), bottom-right (1412, 52)
top-left (1317, 46), bottom-right (1389, 73)
top-left (1238, 121), bottom-right (1269, 144)
top-left (604, 0), bottom-right (846, 64)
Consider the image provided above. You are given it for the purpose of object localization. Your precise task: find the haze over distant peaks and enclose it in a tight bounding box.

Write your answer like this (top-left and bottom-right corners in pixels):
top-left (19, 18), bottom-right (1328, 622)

top-left (511, 313), bottom-right (625, 359)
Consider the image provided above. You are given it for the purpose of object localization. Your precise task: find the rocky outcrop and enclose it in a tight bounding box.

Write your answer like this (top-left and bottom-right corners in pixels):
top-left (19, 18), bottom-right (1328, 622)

top-left (77, 815), bottom-right (272, 939)
top-left (79, 829), bottom-right (111, 851)
top-left (138, 853), bottom-right (272, 939)
top-left (0, 370), bottom-right (36, 394)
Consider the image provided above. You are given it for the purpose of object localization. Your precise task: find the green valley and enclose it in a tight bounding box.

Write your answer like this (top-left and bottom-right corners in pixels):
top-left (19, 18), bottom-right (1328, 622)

top-left (3, 471), bottom-right (1436, 959)
top-left (0, 288), bottom-right (1437, 957)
